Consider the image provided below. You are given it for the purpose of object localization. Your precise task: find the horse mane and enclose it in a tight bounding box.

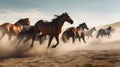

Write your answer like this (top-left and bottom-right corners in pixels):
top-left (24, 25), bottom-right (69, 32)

top-left (79, 23), bottom-right (85, 27)
top-left (14, 18), bottom-right (29, 25)
top-left (51, 13), bottom-right (66, 23)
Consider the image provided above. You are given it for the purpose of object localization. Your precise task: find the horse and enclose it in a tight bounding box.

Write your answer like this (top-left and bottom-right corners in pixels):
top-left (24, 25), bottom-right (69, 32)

top-left (85, 27), bottom-right (96, 39)
top-left (96, 26), bottom-right (112, 38)
top-left (30, 12), bottom-right (73, 48)
top-left (0, 18), bottom-right (30, 40)
top-left (16, 25), bottom-right (47, 47)
top-left (0, 18), bottom-right (30, 41)
top-left (62, 23), bottom-right (89, 43)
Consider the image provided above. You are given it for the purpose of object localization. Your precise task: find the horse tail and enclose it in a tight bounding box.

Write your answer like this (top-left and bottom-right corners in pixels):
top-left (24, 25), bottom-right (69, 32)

top-left (61, 31), bottom-right (68, 43)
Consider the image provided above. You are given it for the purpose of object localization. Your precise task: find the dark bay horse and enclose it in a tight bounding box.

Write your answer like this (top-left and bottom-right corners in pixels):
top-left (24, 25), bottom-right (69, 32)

top-left (96, 26), bottom-right (112, 38)
top-left (0, 18), bottom-right (30, 40)
top-left (16, 25), bottom-right (47, 47)
top-left (62, 23), bottom-right (89, 43)
top-left (85, 27), bottom-right (96, 39)
top-left (31, 12), bottom-right (73, 48)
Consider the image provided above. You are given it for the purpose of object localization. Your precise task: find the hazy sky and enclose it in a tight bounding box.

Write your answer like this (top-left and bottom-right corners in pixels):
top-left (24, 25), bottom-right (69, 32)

top-left (0, 0), bottom-right (120, 27)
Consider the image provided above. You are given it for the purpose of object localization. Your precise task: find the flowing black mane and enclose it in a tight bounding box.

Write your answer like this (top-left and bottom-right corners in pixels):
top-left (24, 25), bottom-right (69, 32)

top-left (51, 13), bottom-right (65, 23)
top-left (36, 13), bottom-right (65, 24)
top-left (77, 23), bottom-right (86, 28)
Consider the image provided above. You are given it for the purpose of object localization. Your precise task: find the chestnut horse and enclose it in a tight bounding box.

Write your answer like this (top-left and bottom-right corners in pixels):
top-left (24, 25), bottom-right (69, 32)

top-left (62, 23), bottom-right (89, 43)
top-left (31, 12), bottom-right (73, 48)
top-left (0, 18), bottom-right (30, 40)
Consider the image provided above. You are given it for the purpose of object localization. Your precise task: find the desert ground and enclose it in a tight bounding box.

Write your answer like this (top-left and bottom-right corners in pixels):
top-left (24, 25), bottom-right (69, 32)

top-left (0, 27), bottom-right (120, 67)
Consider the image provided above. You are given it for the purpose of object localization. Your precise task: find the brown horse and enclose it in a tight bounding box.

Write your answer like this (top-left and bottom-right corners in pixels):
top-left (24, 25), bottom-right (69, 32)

top-left (62, 23), bottom-right (89, 43)
top-left (0, 18), bottom-right (30, 40)
top-left (31, 12), bottom-right (73, 48)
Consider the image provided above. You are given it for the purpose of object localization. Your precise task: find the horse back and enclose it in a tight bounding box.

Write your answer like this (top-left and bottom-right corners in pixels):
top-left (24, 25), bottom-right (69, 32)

top-left (10, 25), bottom-right (24, 35)
top-left (0, 22), bottom-right (13, 32)
top-left (35, 20), bottom-right (61, 35)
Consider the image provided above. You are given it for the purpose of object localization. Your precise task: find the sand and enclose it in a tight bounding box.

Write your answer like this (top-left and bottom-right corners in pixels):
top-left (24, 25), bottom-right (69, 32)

top-left (0, 29), bottom-right (120, 67)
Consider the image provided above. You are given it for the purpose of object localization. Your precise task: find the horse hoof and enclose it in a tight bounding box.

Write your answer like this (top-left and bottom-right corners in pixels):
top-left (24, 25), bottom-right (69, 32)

top-left (30, 45), bottom-right (33, 48)
top-left (52, 45), bottom-right (56, 48)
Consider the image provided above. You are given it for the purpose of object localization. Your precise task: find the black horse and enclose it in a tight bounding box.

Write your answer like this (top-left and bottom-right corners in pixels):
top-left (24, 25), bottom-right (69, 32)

top-left (96, 26), bottom-right (112, 38)
top-left (31, 12), bottom-right (73, 48)
top-left (16, 26), bottom-right (47, 47)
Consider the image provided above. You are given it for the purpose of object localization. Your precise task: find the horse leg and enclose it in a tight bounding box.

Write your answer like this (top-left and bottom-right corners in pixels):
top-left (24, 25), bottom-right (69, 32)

top-left (72, 36), bottom-right (75, 43)
top-left (108, 34), bottom-right (112, 38)
top-left (39, 34), bottom-right (45, 44)
top-left (47, 35), bottom-right (54, 48)
top-left (30, 34), bottom-right (36, 48)
top-left (30, 30), bottom-right (37, 48)
top-left (81, 34), bottom-right (86, 43)
top-left (52, 35), bottom-right (59, 48)
top-left (101, 34), bottom-right (103, 37)
top-left (16, 37), bottom-right (24, 48)
top-left (96, 33), bottom-right (100, 38)
top-left (78, 37), bottom-right (81, 42)
top-left (82, 37), bottom-right (86, 43)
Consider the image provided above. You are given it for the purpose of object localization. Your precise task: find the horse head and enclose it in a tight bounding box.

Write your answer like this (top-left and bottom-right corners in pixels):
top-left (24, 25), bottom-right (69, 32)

top-left (106, 26), bottom-right (112, 31)
top-left (23, 18), bottom-right (30, 26)
top-left (79, 22), bottom-right (89, 30)
top-left (15, 18), bottom-right (30, 26)
top-left (62, 12), bottom-right (73, 24)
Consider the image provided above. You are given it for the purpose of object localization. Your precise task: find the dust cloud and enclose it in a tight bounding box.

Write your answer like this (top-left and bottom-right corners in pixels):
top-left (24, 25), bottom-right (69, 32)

top-left (0, 29), bottom-right (120, 59)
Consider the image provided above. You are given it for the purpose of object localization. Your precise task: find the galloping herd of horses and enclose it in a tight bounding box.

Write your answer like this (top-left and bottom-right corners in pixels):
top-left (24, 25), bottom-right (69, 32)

top-left (0, 12), bottom-right (113, 49)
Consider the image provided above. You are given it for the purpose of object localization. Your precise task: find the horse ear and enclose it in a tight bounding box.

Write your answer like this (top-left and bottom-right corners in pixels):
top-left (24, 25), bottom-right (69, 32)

top-left (54, 15), bottom-right (59, 17)
top-left (63, 12), bottom-right (68, 15)
top-left (65, 12), bottom-right (68, 14)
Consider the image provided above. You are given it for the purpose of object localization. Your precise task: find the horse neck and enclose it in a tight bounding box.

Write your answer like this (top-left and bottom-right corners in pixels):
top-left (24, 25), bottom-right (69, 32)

top-left (14, 22), bottom-right (22, 26)
top-left (53, 18), bottom-right (66, 30)
top-left (81, 27), bottom-right (85, 30)
top-left (78, 27), bottom-right (84, 31)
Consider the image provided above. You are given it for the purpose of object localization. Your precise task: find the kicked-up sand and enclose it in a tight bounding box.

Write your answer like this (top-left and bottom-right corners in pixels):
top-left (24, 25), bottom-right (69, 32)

top-left (0, 29), bottom-right (120, 67)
